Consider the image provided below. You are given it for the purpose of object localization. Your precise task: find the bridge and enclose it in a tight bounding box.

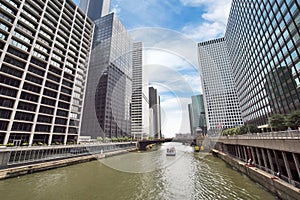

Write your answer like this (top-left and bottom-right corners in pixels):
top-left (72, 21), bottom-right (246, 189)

top-left (137, 138), bottom-right (173, 150)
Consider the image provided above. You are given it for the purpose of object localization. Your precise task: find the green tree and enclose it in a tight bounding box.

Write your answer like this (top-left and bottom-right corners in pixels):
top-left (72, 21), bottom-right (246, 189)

top-left (97, 137), bottom-right (103, 142)
top-left (268, 114), bottom-right (286, 131)
top-left (286, 110), bottom-right (300, 129)
top-left (248, 124), bottom-right (259, 133)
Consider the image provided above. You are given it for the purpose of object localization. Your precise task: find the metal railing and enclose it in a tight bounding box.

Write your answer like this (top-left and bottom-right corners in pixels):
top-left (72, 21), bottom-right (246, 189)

top-left (2, 142), bottom-right (136, 167)
top-left (211, 130), bottom-right (300, 140)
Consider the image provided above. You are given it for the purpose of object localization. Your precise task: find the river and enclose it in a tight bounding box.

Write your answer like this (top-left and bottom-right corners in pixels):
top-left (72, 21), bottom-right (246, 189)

top-left (0, 142), bottom-right (276, 200)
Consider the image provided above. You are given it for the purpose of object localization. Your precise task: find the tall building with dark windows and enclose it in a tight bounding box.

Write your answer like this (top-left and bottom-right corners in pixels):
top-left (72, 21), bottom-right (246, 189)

top-left (149, 87), bottom-right (161, 139)
top-left (198, 38), bottom-right (243, 133)
top-left (79, 0), bottom-right (110, 20)
top-left (131, 42), bottom-right (149, 140)
top-left (81, 13), bottom-right (133, 139)
top-left (0, 0), bottom-right (94, 146)
top-left (188, 104), bottom-right (193, 135)
top-left (188, 95), bottom-right (207, 135)
top-left (225, 0), bottom-right (300, 126)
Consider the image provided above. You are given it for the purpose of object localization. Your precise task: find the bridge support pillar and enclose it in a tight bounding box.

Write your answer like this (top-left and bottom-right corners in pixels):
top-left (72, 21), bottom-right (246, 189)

top-left (256, 148), bottom-right (262, 167)
top-left (292, 153), bottom-right (300, 180)
top-left (273, 150), bottom-right (280, 174)
top-left (234, 146), bottom-right (238, 158)
top-left (282, 152), bottom-right (293, 184)
top-left (237, 146), bottom-right (242, 159)
top-left (261, 149), bottom-right (268, 169)
top-left (267, 149), bottom-right (274, 173)
top-left (243, 146), bottom-right (248, 161)
top-left (250, 147), bottom-right (256, 164)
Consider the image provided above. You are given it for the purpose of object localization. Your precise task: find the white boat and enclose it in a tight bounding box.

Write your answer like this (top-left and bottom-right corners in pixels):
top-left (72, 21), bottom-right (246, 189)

top-left (166, 147), bottom-right (176, 156)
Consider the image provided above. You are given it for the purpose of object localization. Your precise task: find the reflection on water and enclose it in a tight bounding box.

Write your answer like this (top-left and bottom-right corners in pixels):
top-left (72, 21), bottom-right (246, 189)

top-left (0, 142), bottom-right (276, 200)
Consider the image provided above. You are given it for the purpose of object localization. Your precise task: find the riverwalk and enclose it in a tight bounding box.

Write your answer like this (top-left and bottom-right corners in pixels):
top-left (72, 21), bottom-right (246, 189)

top-left (212, 149), bottom-right (300, 200)
top-left (0, 142), bottom-right (136, 179)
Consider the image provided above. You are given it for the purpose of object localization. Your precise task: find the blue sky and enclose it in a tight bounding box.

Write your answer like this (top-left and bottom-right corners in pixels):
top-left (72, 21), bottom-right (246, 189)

top-left (73, 0), bottom-right (232, 136)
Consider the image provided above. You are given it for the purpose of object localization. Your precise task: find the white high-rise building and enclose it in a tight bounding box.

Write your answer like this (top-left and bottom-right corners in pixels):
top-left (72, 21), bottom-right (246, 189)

top-left (131, 42), bottom-right (149, 140)
top-left (198, 38), bottom-right (243, 134)
top-left (0, 0), bottom-right (94, 146)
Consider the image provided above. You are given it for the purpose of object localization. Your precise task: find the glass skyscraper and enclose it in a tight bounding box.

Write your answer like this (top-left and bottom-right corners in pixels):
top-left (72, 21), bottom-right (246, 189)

top-left (0, 0), bottom-right (94, 146)
top-left (81, 13), bottom-right (133, 139)
top-left (225, 0), bottom-right (300, 126)
top-left (79, 0), bottom-right (110, 20)
top-left (198, 38), bottom-right (243, 133)
top-left (149, 87), bottom-right (161, 139)
top-left (188, 95), bottom-right (207, 135)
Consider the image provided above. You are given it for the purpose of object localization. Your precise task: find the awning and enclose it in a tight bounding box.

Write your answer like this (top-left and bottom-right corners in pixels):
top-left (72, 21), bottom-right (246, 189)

top-left (258, 124), bottom-right (269, 129)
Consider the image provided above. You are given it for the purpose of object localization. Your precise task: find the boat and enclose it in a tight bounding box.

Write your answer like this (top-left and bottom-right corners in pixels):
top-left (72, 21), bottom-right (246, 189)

top-left (166, 147), bottom-right (176, 156)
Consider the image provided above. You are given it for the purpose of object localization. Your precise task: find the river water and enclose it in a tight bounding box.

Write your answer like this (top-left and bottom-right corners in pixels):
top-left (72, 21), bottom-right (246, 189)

top-left (0, 142), bottom-right (276, 200)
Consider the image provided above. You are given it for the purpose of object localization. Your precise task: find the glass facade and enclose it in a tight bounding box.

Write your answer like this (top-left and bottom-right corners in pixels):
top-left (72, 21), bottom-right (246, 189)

top-left (0, 0), bottom-right (94, 145)
top-left (225, 0), bottom-right (300, 125)
top-left (79, 0), bottom-right (110, 21)
top-left (198, 38), bottom-right (243, 133)
top-left (188, 95), bottom-right (207, 135)
top-left (81, 13), bottom-right (133, 139)
top-left (148, 87), bottom-right (161, 139)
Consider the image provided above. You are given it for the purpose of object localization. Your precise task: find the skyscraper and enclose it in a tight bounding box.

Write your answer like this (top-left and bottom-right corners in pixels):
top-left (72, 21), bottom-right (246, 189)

top-left (81, 13), bottom-right (133, 139)
top-left (0, 0), bottom-right (94, 146)
top-left (225, 0), bottom-right (300, 126)
top-left (198, 38), bottom-right (243, 134)
top-left (149, 87), bottom-right (161, 139)
top-left (131, 42), bottom-right (149, 140)
top-left (79, 0), bottom-right (110, 20)
top-left (188, 104), bottom-right (193, 135)
top-left (188, 95), bottom-right (207, 135)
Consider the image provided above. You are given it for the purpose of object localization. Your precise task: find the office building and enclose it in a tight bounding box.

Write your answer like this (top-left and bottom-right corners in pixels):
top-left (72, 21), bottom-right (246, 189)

top-left (198, 38), bottom-right (243, 133)
top-left (188, 104), bottom-right (193, 135)
top-left (131, 42), bottom-right (149, 140)
top-left (149, 87), bottom-right (161, 139)
top-left (81, 13), bottom-right (133, 139)
top-left (225, 0), bottom-right (300, 126)
top-left (0, 0), bottom-right (94, 145)
top-left (79, 0), bottom-right (110, 20)
top-left (188, 95), bottom-right (207, 135)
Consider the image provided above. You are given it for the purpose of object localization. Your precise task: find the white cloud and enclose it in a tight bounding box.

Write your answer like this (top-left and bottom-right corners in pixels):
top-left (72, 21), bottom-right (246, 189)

top-left (182, 22), bottom-right (225, 42)
top-left (160, 97), bottom-right (192, 137)
top-left (128, 28), bottom-right (202, 136)
top-left (130, 28), bottom-right (199, 67)
top-left (181, 0), bottom-right (232, 41)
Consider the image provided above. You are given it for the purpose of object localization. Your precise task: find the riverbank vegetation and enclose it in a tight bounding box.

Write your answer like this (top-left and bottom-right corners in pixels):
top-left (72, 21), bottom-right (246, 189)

top-left (222, 110), bottom-right (300, 136)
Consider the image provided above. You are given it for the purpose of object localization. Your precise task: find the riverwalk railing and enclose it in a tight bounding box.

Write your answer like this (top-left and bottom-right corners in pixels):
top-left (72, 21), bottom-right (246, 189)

top-left (212, 130), bottom-right (300, 140)
top-left (0, 142), bottom-right (136, 168)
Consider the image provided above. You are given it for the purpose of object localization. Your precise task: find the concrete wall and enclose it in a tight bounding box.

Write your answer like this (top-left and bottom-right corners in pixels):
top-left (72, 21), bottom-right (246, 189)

top-left (213, 149), bottom-right (300, 200)
top-left (215, 138), bottom-right (300, 154)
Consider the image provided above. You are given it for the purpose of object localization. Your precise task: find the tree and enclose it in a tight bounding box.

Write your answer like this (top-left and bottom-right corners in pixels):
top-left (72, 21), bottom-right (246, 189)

top-left (248, 124), bottom-right (260, 133)
top-left (97, 137), bottom-right (103, 142)
top-left (286, 110), bottom-right (300, 129)
top-left (268, 114), bottom-right (286, 131)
